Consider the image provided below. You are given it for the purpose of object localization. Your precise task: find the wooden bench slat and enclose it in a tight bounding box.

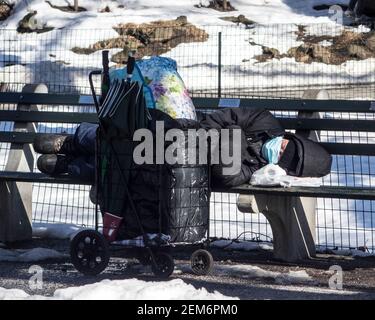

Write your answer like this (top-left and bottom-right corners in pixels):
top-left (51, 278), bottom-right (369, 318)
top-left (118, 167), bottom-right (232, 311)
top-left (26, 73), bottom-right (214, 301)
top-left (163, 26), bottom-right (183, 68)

top-left (1, 111), bottom-right (374, 132)
top-left (0, 171), bottom-right (373, 200)
top-left (0, 111), bottom-right (98, 123)
top-left (1, 112), bottom-right (375, 132)
top-left (0, 132), bottom-right (373, 155)
top-left (193, 97), bottom-right (375, 113)
top-left (2, 93), bottom-right (375, 113)
top-left (0, 92), bottom-right (95, 106)
top-left (279, 118), bottom-right (375, 132)
top-left (320, 143), bottom-right (375, 155)
top-left (0, 171), bottom-right (91, 185)
top-left (213, 185), bottom-right (375, 200)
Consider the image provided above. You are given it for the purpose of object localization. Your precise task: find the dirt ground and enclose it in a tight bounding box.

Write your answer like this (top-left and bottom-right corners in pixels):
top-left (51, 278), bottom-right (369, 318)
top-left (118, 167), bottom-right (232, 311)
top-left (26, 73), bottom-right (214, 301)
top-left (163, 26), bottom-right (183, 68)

top-left (1, 239), bottom-right (375, 300)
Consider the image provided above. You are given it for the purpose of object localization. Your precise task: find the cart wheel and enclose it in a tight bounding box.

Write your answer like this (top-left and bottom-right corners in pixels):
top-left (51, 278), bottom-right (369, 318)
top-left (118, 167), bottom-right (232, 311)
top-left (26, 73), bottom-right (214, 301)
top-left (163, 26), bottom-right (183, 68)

top-left (151, 252), bottom-right (174, 278)
top-left (191, 249), bottom-right (214, 276)
top-left (137, 251), bottom-right (151, 266)
top-left (70, 230), bottom-right (110, 276)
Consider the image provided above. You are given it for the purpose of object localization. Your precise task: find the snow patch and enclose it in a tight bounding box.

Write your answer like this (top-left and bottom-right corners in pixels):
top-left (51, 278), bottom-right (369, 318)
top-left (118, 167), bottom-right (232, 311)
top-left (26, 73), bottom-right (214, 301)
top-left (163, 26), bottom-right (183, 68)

top-left (0, 248), bottom-right (66, 262)
top-left (0, 279), bottom-right (238, 300)
top-left (33, 223), bottom-right (85, 240)
top-left (329, 248), bottom-right (375, 258)
top-left (176, 262), bottom-right (314, 285)
top-left (211, 239), bottom-right (273, 251)
top-left (214, 264), bottom-right (315, 285)
top-left (0, 288), bottom-right (30, 300)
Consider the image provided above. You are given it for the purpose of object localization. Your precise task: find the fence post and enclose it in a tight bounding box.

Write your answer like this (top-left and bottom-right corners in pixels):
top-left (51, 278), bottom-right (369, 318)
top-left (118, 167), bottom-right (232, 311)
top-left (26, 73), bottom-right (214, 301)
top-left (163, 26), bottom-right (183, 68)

top-left (218, 31), bottom-right (222, 98)
top-left (0, 83), bottom-right (48, 243)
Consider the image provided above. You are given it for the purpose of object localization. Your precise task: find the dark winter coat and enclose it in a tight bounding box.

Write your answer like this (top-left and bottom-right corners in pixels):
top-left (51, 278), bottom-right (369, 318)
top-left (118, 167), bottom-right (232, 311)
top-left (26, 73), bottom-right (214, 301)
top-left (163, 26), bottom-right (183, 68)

top-left (200, 108), bottom-right (285, 187)
top-left (200, 107), bottom-right (332, 188)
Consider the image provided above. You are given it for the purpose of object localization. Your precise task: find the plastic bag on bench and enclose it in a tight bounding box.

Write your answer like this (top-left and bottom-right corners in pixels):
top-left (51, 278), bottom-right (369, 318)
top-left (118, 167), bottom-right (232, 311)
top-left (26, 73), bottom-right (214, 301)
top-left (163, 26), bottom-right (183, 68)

top-left (250, 164), bottom-right (322, 188)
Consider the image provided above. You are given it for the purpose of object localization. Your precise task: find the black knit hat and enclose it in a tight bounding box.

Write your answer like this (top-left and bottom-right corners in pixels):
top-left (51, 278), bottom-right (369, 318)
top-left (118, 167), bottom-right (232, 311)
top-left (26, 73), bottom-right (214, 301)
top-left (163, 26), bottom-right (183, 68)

top-left (278, 139), bottom-right (299, 175)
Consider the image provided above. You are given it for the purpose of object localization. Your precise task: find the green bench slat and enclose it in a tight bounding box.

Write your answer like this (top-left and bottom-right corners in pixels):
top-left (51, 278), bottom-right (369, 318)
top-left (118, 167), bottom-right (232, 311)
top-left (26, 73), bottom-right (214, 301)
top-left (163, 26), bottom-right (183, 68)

top-left (0, 132), bottom-right (373, 155)
top-left (193, 97), bottom-right (375, 113)
top-left (279, 118), bottom-right (375, 132)
top-left (0, 171), bottom-right (91, 185)
top-left (320, 143), bottom-right (375, 156)
top-left (0, 92), bottom-right (94, 106)
top-left (0, 111), bottom-right (98, 123)
top-left (213, 185), bottom-right (375, 200)
top-left (1, 111), bottom-right (375, 132)
top-left (1, 93), bottom-right (375, 113)
top-left (0, 171), bottom-right (372, 200)
top-left (0, 132), bottom-right (41, 143)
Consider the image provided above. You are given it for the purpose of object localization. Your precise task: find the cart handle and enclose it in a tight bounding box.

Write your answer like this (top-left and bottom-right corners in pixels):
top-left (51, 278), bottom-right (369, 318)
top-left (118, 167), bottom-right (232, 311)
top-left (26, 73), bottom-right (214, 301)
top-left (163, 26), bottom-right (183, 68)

top-left (89, 69), bottom-right (102, 113)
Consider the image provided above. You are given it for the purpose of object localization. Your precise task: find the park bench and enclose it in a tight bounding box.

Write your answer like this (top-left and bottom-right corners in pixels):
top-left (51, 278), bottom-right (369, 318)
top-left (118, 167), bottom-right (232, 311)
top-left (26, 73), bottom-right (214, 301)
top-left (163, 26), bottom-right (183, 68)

top-left (0, 84), bottom-right (374, 262)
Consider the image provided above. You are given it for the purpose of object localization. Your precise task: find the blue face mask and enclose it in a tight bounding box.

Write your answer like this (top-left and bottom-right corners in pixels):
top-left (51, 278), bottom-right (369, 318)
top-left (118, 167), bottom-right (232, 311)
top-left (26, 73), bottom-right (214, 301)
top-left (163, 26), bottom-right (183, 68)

top-left (261, 136), bottom-right (283, 164)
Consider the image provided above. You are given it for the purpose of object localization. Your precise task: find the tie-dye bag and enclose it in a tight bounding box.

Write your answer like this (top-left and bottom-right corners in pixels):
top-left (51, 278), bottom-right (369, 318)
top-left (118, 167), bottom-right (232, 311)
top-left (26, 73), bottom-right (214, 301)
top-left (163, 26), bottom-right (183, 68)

top-left (110, 56), bottom-right (196, 120)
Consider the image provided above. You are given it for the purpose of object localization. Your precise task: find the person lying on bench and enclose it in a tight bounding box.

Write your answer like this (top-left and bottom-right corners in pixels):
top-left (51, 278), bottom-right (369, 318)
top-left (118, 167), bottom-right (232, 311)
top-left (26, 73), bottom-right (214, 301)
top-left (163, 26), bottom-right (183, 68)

top-left (33, 108), bottom-right (332, 187)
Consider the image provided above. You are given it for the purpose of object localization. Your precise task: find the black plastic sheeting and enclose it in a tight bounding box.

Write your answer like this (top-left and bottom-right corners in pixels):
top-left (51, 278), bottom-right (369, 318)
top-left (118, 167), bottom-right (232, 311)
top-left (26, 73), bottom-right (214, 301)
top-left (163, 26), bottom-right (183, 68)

top-left (169, 165), bottom-right (209, 243)
top-left (98, 129), bottom-right (210, 243)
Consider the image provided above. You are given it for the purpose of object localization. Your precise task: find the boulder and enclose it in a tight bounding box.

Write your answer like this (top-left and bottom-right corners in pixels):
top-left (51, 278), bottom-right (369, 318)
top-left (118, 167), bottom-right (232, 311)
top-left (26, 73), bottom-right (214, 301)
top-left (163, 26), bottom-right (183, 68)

top-left (348, 44), bottom-right (373, 59)
top-left (0, 2), bottom-right (12, 21)
top-left (17, 11), bottom-right (54, 34)
top-left (311, 44), bottom-right (332, 64)
top-left (366, 32), bottom-right (375, 51)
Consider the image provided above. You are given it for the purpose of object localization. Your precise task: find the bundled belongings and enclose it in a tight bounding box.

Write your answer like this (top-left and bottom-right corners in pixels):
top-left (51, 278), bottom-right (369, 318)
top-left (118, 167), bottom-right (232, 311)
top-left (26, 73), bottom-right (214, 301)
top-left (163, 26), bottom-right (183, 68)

top-left (68, 52), bottom-right (214, 278)
top-left (97, 55), bottom-right (208, 243)
top-left (98, 109), bottom-right (209, 242)
top-left (200, 107), bottom-right (332, 188)
top-left (110, 56), bottom-right (197, 120)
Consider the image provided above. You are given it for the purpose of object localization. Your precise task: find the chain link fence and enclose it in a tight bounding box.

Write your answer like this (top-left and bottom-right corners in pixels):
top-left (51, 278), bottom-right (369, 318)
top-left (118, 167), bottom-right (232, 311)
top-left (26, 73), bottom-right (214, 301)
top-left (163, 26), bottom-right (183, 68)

top-left (1, 24), bottom-right (375, 252)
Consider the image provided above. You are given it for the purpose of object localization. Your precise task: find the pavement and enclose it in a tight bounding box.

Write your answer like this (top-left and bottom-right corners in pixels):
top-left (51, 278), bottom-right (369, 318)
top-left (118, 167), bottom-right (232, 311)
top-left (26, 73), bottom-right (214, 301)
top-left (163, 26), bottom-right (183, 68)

top-left (1, 238), bottom-right (375, 299)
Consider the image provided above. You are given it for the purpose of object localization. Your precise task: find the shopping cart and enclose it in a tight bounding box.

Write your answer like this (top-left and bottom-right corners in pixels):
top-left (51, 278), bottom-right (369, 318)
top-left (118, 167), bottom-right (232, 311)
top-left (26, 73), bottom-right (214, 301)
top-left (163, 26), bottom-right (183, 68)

top-left (69, 51), bottom-right (214, 278)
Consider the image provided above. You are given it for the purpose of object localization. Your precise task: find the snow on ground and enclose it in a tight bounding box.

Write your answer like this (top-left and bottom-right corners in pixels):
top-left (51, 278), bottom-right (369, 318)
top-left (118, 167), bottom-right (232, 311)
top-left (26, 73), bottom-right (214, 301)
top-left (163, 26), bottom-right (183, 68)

top-left (177, 262), bottom-right (315, 285)
top-left (0, 278), bottom-right (237, 300)
top-left (0, 247), bottom-right (66, 262)
top-left (323, 248), bottom-right (375, 257)
top-left (1, 0), bottom-right (352, 29)
top-left (214, 265), bottom-right (315, 285)
top-left (211, 239), bottom-right (274, 251)
top-left (32, 222), bottom-right (85, 240)
top-left (2, 0), bottom-right (374, 92)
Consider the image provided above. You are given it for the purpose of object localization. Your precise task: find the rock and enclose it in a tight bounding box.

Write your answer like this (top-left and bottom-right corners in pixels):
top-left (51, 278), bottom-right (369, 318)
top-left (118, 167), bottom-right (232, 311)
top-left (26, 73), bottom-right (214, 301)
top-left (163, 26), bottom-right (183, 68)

top-left (207, 0), bottom-right (236, 12)
top-left (263, 46), bottom-right (280, 57)
top-left (348, 44), bottom-right (373, 59)
top-left (73, 17), bottom-right (208, 63)
top-left (288, 45), bottom-right (312, 64)
top-left (254, 46), bottom-right (281, 62)
top-left (17, 11), bottom-right (54, 34)
top-left (0, 2), bottom-right (12, 21)
top-left (176, 15), bottom-right (188, 25)
top-left (311, 44), bottom-right (332, 64)
top-left (220, 15), bottom-right (256, 27)
top-left (366, 32), bottom-right (375, 51)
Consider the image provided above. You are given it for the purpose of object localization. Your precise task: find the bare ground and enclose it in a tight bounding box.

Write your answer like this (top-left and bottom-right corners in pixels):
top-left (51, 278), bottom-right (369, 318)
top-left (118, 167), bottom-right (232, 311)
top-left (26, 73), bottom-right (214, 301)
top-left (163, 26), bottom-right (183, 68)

top-left (1, 239), bottom-right (375, 299)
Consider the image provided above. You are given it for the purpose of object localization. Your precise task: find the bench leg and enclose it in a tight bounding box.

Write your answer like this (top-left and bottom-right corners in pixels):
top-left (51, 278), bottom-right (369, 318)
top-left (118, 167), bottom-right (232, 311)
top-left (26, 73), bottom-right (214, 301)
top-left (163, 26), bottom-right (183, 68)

top-left (0, 83), bottom-right (47, 243)
top-left (237, 194), bottom-right (316, 262)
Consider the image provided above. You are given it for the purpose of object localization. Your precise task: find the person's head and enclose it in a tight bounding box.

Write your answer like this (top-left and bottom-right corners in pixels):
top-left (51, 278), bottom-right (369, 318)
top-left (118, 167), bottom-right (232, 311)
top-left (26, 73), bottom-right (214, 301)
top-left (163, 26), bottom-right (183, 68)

top-left (262, 134), bottom-right (332, 177)
top-left (261, 136), bottom-right (291, 164)
top-left (277, 138), bottom-right (299, 175)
